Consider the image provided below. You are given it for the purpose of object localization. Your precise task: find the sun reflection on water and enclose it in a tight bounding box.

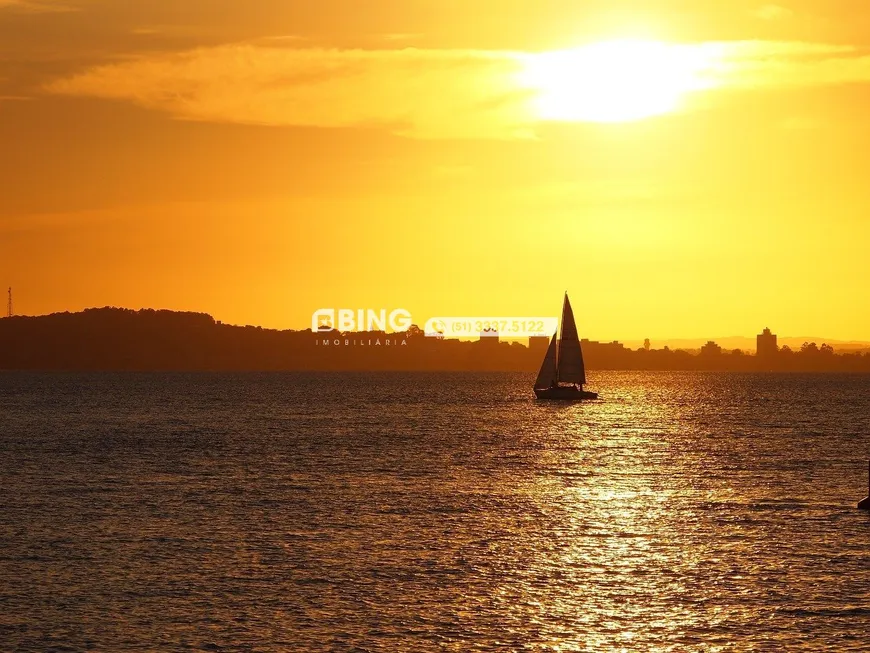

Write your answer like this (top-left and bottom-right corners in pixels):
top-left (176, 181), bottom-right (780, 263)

top-left (3, 371), bottom-right (870, 649)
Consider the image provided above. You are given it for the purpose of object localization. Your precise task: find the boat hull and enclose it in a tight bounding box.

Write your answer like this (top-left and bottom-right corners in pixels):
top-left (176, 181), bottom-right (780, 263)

top-left (534, 386), bottom-right (598, 401)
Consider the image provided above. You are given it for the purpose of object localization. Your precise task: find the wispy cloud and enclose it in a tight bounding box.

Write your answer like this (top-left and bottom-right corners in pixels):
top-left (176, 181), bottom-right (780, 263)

top-left (0, 0), bottom-right (76, 12)
top-left (711, 41), bottom-right (868, 88)
top-left (380, 33), bottom-right (424, 42)
top-left (48, 45), bottom-right (533, 139)
top-left (46, 40), bottom-right (870, 139)
top-left (753, 4), bottom-right (794, 21)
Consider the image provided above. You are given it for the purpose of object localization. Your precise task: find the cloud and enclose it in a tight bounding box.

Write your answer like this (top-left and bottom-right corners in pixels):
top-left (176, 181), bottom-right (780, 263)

top-left (710, 41), bottom-right (870, 89)
top-left (380, 33), bottom-right (424, 42)
top-left (46, 41), bottom-right (870, 139)
top-left (753, 4), bottom-right (794, 21)
top-left (0, 0), bottom-right (76, 12)
top-left (48, 45), bottom-right (534, 139)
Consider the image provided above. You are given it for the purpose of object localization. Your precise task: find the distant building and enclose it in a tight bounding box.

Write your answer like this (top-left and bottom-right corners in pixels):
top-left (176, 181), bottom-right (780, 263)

top-left (581, 339), bottom-right (627, 355)
top-left (700, 341), bottom-right (722, 356)
top-left (529, 335), bottom-right (550, 353)
top-left (757, 327), bottom-right (778, 359)
top-left (578, 339), bottom-right (628, 368)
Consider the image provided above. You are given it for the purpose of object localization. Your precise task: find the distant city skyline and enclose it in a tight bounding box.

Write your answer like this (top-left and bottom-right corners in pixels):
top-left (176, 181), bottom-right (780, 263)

top-left (3, 307), bottom-right (869, 372)
top-left (3, 303), bottom-right (869, 353)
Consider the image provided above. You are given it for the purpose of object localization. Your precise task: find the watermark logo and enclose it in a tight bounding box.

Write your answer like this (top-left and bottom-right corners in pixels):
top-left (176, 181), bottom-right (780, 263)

top-left (424, 316), bottom-right (557, 338)
top-left (312, 308), bottom-right (413, 333)
top-left (427, 319), bottom-right (447, 337)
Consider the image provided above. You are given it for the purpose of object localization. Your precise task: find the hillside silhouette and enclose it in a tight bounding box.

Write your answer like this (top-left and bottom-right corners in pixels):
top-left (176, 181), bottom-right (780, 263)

top-left (1, 308), bottom-right (869, 372)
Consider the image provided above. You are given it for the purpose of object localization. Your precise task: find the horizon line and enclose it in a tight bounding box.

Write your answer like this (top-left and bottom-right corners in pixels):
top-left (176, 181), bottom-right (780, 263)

top-left (4, 305), bottom-right (870, 347)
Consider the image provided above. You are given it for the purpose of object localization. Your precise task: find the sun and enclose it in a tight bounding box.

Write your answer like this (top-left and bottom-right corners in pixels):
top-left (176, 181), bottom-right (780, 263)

top-left (519, 39), bottom-right (719, 123)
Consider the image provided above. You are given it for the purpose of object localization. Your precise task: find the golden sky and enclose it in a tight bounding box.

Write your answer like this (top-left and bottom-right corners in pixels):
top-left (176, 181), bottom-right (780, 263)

top-left (1, 0), bottom-right (869, 340)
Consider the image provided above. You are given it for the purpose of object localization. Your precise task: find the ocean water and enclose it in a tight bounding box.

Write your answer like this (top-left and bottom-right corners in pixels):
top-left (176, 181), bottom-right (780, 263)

top-left (1, 371), bottom-right (870, 651)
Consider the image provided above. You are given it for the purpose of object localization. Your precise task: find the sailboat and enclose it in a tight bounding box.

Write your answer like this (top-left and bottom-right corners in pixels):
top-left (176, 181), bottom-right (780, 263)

top-left (534, 293), bottom-right (598, 400)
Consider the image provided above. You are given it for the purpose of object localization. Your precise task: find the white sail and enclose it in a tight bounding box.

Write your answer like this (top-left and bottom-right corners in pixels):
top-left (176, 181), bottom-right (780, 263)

top-left (556, 294), bottom-right (587, 385)
top-left (534, 333), bottom-right (558, 389)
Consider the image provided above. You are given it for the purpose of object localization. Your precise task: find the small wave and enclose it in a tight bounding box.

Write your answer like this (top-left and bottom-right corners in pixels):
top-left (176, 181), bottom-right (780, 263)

top-left (777, 606), bottom-right (870, 618)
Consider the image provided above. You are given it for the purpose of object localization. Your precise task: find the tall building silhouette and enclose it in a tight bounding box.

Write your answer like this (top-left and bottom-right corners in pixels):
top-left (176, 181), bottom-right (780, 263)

top-left (757, 327), bottom-right (778, 359)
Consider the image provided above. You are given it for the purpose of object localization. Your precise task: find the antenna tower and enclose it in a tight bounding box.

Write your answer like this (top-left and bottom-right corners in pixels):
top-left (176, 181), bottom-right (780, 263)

top-left (6, 287), bottom-right (12, 318)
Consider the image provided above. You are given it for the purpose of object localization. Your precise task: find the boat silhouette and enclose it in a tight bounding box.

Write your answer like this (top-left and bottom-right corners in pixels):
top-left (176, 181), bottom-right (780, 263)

top-left (534, 293), bottom-right (598, 400)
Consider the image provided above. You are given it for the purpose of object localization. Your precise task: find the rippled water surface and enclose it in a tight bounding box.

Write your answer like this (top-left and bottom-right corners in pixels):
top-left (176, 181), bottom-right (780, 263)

top-left (2, 371), bottom-right (870, 651)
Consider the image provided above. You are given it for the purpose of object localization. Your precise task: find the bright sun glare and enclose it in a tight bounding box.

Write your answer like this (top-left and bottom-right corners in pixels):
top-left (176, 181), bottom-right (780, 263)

top-left (520, 39), bottom-right (720, 123)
